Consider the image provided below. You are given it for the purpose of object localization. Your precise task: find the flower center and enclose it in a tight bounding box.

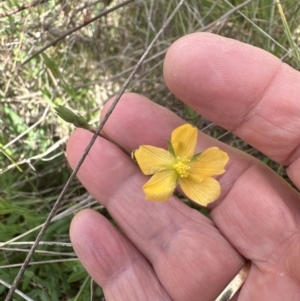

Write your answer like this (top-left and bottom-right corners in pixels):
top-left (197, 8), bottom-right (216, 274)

top-left (173, 157), bottom-right (190, 177)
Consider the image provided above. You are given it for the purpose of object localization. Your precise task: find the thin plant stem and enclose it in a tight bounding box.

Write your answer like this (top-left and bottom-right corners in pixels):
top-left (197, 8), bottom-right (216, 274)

top-left (89, 127), bottom-right (132, 155)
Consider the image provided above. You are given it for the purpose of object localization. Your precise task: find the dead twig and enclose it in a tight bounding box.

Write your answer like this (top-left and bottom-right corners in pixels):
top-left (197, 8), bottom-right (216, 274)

top-left (0, 0), bottom-right (49, 18)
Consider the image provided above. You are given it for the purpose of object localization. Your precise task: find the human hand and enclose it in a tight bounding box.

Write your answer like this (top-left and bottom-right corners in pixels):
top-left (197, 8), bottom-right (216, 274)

top-left (66, 33), bottom-right (300, 301)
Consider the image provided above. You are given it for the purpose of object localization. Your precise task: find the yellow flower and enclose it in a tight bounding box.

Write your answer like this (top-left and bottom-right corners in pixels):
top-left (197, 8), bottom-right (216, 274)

top-left (134, 124), bottom-right (229, 206)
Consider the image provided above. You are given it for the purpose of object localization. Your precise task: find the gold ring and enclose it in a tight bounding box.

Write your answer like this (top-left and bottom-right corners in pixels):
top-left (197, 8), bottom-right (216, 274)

top-left (215, 261), bottom-right (250, 301)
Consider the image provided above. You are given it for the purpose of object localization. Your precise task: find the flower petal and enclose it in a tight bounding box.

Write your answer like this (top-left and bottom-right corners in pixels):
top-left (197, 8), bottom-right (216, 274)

top-left (143, 170), bottom-right (177, 201)
top-left (179, 176), bottom-right (221, 206)
top-left (135, 145), bottom-right (175, 175)
top-left (171, 124), bottom-right (197, 159)
top-left (190, 147), bottom-right (229, 178)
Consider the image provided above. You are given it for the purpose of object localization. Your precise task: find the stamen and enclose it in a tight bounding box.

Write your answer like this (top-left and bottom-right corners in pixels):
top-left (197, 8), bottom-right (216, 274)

top-left (173, 157), bottom-right (190, 177)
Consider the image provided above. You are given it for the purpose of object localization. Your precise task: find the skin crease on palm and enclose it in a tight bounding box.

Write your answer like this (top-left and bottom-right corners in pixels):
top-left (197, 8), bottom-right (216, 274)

top-left (66, 33), bottom-right (300, 301)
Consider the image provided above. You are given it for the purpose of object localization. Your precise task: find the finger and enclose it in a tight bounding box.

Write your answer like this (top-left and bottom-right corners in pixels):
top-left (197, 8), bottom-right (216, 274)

top-left (162, 33), bottom-right (300, 299)
top-left (70, 209), bottom-right (172, 301)
top-left (163, 33), bottom-right (300, 168)
top-left (164, 34), bottom-right (300, 300)
top-left (67, 126), bottom-right (244, 301)
top-left (98, 93), bottom-right (300, 300)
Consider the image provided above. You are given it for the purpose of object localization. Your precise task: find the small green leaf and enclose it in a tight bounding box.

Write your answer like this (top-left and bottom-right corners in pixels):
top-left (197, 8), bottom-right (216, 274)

top-left (41, 52), bottom-right (61, 79)
top-left (185, 105), bottom-right (200, 121)
top-left (192, 152), bottom-right (202, 161)
top-left (167, 140), bottom-right (175, 156)
top-left (68, 269), bottom-right (88, 283)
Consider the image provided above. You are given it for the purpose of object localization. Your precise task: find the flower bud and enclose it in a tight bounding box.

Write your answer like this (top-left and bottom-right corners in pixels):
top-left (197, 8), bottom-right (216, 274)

top-left (55, 105), bottom-right (90, 130)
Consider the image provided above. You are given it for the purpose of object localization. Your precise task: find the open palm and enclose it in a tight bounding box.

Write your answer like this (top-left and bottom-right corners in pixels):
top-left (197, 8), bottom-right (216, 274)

top-left (67, 33), bottom-right (300, 301)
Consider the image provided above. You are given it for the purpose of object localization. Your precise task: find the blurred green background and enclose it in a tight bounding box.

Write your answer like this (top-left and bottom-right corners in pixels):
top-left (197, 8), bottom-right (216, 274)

top-left (0, 0), bottom-right (299, 300)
